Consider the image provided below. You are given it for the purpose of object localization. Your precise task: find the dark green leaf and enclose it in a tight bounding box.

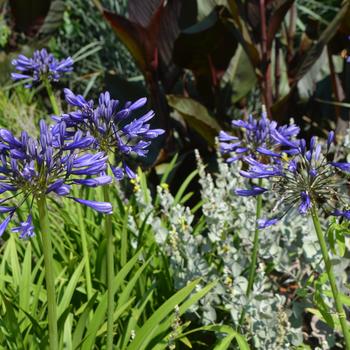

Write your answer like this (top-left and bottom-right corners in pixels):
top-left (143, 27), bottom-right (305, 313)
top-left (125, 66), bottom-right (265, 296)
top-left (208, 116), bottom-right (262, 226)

top-left (167, 95), bottom-right (221, 146)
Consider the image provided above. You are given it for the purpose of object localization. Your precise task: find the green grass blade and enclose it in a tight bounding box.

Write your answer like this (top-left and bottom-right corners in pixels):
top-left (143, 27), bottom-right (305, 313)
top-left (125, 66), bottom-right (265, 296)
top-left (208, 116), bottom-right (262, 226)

top-left (19, 243), bottom-right (32, 313)
top-left (117, 257), bottom-right (151, 308)
top-left (72, 293), bottom-right (98, 349)
top-left (119, 289), bottom-right (154, 350)
top-left (147, 280), bottom-right (217, 349)
top-left (9, 235), bottom-right (21, 287)
top-left (173, 169), bottom-right (198, 205)
top-left (127, 279), bottom-right (201, 350)
top-left (62, 313), bottom-right (73, 349)
top-left (57, 258), bottom-right (86, 319)
top-left (81, 252), bottom-right (141, 350)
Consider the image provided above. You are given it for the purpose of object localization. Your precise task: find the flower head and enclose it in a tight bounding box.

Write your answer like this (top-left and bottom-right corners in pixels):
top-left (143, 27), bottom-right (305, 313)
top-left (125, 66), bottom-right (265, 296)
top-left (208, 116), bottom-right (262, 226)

top-left (237, 133), bottom-right (350, 228)
top-left (0, 120), bottom-right (112, 238)
top-left (53, 89), bottom-right (165, 180)
top-left (219, 109), bottom-right (299, 163)
top-left (11, 49), bottom-right (73, 87)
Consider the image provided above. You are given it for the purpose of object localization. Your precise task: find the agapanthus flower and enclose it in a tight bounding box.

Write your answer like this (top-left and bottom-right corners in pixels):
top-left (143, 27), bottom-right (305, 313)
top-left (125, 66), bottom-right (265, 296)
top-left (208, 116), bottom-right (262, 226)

top-left (0, 120), bottom-right (112, 238)
top-left (52, 89), bottom-right (165, 180)
top-left (237, 132), bottom-right (350, 228)
top-left (11, 48), bottom-right (73, 87)
top-left (219, 109), bottom-right (300, 163)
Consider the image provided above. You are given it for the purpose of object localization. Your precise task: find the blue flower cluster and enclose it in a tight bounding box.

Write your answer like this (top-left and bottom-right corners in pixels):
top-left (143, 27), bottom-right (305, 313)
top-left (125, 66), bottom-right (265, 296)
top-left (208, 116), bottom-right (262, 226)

top-left (53, 89), bottom-right (164, 179)
top-left (1, 49), bottom-right (164, 239)
top-left (221, 113), bottom-right (350, 228)
top-left (11, 49), bottom-right (73, 87)
top-left (0, 120), bottom-right (113, 238)
top-left (219, 110), bottom-right (299, 163)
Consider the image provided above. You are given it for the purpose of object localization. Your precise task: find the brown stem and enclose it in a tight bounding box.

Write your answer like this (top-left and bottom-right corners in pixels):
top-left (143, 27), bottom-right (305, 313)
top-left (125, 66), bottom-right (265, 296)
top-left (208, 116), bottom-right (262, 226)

top-left (259, 0), bottom-right (273, 117)
top-left (287, 3), bottom-right (296, 65)
top-left (327, 45), bottom-right (342, 124)
top-left (274, 39), bottom-right (281, 100)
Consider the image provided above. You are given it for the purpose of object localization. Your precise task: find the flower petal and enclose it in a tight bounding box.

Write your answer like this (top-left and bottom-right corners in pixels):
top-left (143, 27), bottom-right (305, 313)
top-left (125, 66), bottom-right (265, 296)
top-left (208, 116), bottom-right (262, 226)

top-left (72, 198), bottom-right (113, 214)
top-left (235, 186), bottom-right (267, 196)
top-left (258, 218), bottom-right (279, 229)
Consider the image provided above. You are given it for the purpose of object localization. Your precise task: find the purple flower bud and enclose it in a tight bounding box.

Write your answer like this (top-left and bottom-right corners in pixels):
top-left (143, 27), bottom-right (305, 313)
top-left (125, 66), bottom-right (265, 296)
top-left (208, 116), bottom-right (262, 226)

top-left (128, 97), bottom-right (147, 111)
top-left (332, 209), bottom-right (350, 220)
top-left (12, 214), bottom-right (35, 239)
top-left (330, 162), bottom-right (350, 172)
top-left (220, 142), bottom-right (241, 153)
top-left (256, 147), bottom-right (281, 157)
top-left (111, 166), bottom-right (124, 180)
top-left (227, 155), bottom-right (242, 163)
top-left (272, 130), bottom-right (298, 148)
top-left (124, 163), bottom-right (136, 179)
top-left (10, 149), bottom-right (26, 159)
top-left (11, 73), bottom-right (31, 80)
top-left (46, 179), bottom-right (64, 194)
top-left (0, 183), bottom-right (17, 193)
top-left (314, 144), bottom-right (321, 161)
top-left (0, 206), bottom-right (16, 213)
top-left (72, 198), bottom-right (112, 214)
top-left (231, 120), bottom-right (247, 128)
top-left (305, 150), bottom-right (312, 162)
top-left (54, 184), bottom-right (71, 196)
top-left (235, 147), bottom-right (249, 154)
top-left (327, 131), bottom-right (334, 149)
top-left (258, 218), bottom-right (279, 229)
top-left (0, 129), bottom-right (22, 148)
top-left (299, 191), bottom-right (311, 214)
top-left (0, 215), bottom-right (12, 236)
top-left (218, 131), bottom-right (238, 142)
top-left (309, 168), bottom-right (317, 177)
top-left (235, 186), bottom-right (267, 196)
top-left (288, 159), bottom-right (297, 173)
top-left (64, 132), bottom-right (94, 150)
top-left (73, 175), bottom-right (112, 187)
top-left (299, 139), bottom-right (306, 154)
top-left (310, 136), bottom-right (316, 151)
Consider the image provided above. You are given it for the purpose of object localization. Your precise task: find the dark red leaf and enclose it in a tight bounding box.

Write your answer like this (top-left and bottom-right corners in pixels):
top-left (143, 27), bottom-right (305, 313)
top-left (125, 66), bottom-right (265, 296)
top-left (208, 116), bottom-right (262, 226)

top-left (9, 0), bottom-right (52, 35)
top-left (289, 1), bottom-right (349, 86)
top-left (173, 6), bottom-right (237, 104)
top-left (267, 0), bottom-right (295, 51)
top-left (128, 0), bottom-right (182, 66)
top-left (103, 10), bottom-right (157, 74)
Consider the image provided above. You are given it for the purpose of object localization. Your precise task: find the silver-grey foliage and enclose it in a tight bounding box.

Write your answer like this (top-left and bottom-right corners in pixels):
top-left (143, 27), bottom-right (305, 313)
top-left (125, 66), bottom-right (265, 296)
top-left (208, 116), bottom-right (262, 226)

top-left (128, 146), bottom-right (350, 349)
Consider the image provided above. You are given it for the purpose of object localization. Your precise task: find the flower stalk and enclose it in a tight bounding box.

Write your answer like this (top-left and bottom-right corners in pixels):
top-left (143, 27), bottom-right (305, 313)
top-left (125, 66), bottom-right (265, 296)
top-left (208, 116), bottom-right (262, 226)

top-left (311, 205), bottom-right (350, 349)
top-left (37, 195), bottom-right (58, 350)
top-left (103, 185), bottom-right (114, 349)
top-left (238, 179), bottom-right (263, 327)
top-left (44, 79), bottom-right (60, 116)
top-left (246, 182), bottom-right (263, 296)
top-left (75, 187), bottom-right (93, 300)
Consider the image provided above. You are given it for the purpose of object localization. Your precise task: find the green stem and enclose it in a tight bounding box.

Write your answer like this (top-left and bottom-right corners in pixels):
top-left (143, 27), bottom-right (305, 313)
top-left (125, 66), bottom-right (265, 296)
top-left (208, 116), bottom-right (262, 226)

top-left (246, 186), bottom-right (263, 296)
top-left (238, 179), bottom-right (263, 327)
top-left (311, 206), bottom-right (350, 349)
top-left (44, 80), bottom-right (60, 116)
top-left (75, 188), bottom-right (93, 300)
top-left (103, 185), bottom-right (114, 349)
top-left (37, 196), bottom-right (58, 350)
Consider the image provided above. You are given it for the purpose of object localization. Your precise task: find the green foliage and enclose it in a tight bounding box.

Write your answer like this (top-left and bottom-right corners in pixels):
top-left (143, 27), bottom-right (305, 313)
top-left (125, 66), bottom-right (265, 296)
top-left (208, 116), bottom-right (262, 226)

top-left (1, 1), bottom-right (350, 348)
top-left (0, 86), bottom-right (45, 134)
top-left (0, 15), bottom-right (10, 48)
top-left (0, 178), bottom-right (242, 349)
